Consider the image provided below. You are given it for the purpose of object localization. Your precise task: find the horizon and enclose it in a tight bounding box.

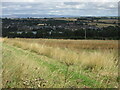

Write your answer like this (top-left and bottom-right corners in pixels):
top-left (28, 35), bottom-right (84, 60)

top-left (1, 1), bottom-right (119, 18)
top-left (1, 16), bottom-right (118, 19)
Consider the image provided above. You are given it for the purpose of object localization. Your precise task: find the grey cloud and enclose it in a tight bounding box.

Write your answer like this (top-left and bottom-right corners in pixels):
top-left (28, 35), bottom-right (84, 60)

top-left (2, 2), bottom-right (118, 17)
top-left (64, 2), bottom-right (81, 5)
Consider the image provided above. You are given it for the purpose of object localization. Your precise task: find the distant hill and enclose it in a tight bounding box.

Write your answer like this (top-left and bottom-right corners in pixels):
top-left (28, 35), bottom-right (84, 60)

top-left (2, 14), bottom-right (79, 18)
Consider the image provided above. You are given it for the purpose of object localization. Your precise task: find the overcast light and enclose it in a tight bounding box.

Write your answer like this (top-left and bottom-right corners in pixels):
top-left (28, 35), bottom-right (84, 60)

top-left (1, 0), bottom-right (119, 18)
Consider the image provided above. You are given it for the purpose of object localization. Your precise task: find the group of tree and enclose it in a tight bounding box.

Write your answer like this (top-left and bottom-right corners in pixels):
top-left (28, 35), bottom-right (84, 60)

top-left (2, 26), bottom-right (120, 40)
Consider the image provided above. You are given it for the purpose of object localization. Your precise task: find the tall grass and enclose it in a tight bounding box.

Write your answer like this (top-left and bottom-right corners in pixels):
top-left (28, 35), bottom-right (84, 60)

top-left (17, 38), bottom-right (118, 50)
top-left (0, 38), bottom-right (2, 88)
top-left (3, 38), bottom-right (119, 88)
top-left (4, 38), bottom-right (118, 74)
top-left (2, 45), bottom-right (50, 88)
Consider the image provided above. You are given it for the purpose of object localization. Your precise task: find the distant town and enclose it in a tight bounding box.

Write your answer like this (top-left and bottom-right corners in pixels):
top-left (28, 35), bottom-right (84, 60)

top-left (1, 17), bottom-right (119, 39)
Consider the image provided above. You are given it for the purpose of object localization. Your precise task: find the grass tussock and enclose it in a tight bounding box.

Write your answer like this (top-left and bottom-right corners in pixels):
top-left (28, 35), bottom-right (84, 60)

top-left (3, 38), bottom-right (118, 72)
top-left (2, 38), bottom-right (119, 88)
top-left (15, 38), bottom-right (118, 50)
top-left (2, 46), bottom-right (50, 88)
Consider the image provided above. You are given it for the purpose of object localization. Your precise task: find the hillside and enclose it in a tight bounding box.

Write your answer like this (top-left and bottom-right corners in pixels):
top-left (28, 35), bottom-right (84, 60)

top-left (2, 38), bottom-right (119, 88)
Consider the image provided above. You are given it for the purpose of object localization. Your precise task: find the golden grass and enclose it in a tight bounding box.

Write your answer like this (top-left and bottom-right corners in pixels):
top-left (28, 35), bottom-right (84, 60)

top-left (0, 38), bottom-right (2, 42)
top-left (2, 45), bottom-right (50, 88)
top-left (2, 38), bottom-right (119, 88)
top-left (11, 38), bottom-right (118, 50)
top-left (3, 38), bottom-right (118, 74)
top-left (0, 38), bottom-right (2, 88)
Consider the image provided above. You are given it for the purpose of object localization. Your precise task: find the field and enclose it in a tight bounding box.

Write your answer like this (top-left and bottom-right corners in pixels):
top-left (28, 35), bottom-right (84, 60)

top-left (88, 23), bottom-right (116, 28)
top-left (98, 19), bottom-right (118, 24)
top-left (55, 18), bottom-right (77, 21)
top-left (2, 38), bottom-right (119, 88)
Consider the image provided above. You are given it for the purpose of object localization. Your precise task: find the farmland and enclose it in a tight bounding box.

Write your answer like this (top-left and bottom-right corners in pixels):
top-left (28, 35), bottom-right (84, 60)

top-left (2, 38), bottom-right (119, 88)
top-left (2, 17), bottom-right (119, 39)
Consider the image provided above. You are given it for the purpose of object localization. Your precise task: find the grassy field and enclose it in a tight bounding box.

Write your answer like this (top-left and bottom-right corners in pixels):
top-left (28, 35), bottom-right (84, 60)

top-left (98, 19), bottom-right (118, 24)
top-left (2, 38), bottom-right (119, 88)
top-left (88, 23), bottom-right (116, 28)
top-left (88, 19), bottom-right (118, 28)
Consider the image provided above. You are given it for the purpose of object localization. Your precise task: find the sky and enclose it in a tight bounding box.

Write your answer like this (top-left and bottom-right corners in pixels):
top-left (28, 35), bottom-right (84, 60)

top-left (1, 0), bottom-right (119, 18)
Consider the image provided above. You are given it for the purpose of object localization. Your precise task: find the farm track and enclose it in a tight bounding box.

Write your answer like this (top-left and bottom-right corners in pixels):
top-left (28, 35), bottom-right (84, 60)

top-left (2, 43), bottom-right (106, 88)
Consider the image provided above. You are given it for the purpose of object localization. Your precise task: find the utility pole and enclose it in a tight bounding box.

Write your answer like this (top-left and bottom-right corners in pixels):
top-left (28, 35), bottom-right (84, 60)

top-left (83, 28), bottom-right (86, 39)
top-left (85, 29), bottom-right (86, 39)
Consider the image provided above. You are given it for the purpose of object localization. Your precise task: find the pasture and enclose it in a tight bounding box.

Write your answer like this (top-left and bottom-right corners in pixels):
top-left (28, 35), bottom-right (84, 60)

top-left (2, 38), bottom-right (119, 88)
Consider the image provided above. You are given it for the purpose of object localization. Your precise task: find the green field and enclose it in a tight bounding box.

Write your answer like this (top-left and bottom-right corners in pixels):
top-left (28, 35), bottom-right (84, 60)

top-left (2, 38), bottom-right (119, 88)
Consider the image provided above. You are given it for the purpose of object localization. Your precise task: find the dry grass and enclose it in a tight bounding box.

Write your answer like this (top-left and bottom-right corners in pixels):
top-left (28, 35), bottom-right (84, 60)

top-left (10, 38), bottom-right (118, 50)
top-left (0, 38), bottom-right (2, 88)
top-left (2, 44), bottom-right (50, 88)
top-left (2, 38), bottom-right (119, 88)
top-left (3, 38), bottom-right (118, 73)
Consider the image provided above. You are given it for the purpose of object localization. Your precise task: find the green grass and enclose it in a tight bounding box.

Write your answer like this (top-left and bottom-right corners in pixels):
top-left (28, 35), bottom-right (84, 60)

top-left (2, 42), bottom-right (118, 88)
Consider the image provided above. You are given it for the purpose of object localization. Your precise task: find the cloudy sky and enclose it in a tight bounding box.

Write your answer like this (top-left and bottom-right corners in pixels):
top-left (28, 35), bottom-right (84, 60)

top-left (1, 0), bottom-right (119, 18)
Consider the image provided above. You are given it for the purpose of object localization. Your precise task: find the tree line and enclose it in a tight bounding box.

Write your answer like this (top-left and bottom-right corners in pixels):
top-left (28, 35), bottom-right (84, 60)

top-left (2, 26), bottom-right (120, 40)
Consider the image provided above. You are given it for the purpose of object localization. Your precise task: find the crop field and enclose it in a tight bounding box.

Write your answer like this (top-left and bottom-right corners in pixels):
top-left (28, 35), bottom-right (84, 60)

top-left (98, 19), bottom-right (118, 24)
top-left (88, 23), bottom-right (116, 28)
top-left (54, 18), bottom-right (77, 21)
top-left (2, 38), bottom-right (119, 88)
top-left (88, 19), bottom-right (118, 28)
